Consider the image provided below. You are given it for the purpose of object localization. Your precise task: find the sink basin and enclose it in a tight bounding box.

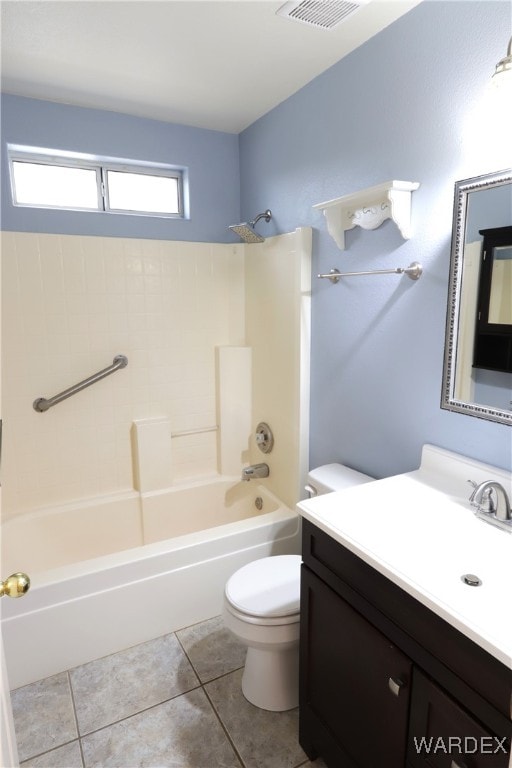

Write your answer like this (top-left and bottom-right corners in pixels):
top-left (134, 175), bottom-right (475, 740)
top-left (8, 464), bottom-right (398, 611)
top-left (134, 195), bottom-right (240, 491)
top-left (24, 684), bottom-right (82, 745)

top-left (297, 445), bottom-right (512, 668)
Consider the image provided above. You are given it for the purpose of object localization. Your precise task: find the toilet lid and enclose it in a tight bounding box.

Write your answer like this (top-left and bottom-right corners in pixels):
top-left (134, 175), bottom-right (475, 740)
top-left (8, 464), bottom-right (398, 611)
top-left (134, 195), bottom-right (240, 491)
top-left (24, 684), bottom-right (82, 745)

top-left (225, 555), bottom-right (301, 618)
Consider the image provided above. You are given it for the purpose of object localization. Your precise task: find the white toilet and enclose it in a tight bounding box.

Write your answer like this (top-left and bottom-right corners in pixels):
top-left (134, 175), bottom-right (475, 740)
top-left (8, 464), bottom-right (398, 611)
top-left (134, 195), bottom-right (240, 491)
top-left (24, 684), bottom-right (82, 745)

top-left (223, 462), bottom-right (374, 711)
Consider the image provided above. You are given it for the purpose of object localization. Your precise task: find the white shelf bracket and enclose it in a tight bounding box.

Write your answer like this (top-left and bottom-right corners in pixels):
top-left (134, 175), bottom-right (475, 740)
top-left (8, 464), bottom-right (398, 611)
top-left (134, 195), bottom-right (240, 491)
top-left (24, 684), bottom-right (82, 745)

top-left (313, 180), bottom-right (420, 250)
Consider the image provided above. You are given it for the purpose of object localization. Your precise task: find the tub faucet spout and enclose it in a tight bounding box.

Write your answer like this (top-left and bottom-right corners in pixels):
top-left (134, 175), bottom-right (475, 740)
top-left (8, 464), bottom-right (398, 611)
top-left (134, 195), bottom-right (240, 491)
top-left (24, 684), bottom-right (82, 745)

top-left (242, 463), bottom-right (269, 482)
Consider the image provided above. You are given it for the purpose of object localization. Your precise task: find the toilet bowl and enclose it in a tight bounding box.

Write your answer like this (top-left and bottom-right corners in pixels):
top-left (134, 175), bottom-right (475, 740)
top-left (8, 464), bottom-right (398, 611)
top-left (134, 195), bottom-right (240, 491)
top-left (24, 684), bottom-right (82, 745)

top-left (223, 463), bottom-right (374, 711)
top-left (223, 554), bottom-right (301, 711)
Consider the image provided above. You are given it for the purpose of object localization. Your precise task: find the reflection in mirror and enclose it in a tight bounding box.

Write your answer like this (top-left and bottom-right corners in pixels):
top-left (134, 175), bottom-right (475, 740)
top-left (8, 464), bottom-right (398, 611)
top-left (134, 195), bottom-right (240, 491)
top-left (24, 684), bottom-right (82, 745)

top-left (489, 244), bottom-right (512, 325)
top-left (442, 169), bottom-right (512, 424)
top-left (473, 227), bottom-right (512, 375)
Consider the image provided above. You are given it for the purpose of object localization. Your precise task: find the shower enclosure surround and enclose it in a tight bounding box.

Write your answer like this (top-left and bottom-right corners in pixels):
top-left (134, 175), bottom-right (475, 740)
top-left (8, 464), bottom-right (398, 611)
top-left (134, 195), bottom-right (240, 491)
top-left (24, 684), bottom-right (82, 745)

top-left (1, 232), bottom-right (245, 510)
top-left (1, 227), bottom-right (311, 690)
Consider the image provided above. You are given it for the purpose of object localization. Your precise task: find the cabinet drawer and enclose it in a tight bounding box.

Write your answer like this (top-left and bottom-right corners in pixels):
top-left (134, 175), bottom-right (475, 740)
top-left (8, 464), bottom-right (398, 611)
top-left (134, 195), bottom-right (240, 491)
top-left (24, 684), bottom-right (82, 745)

top-left (407, 670), bottom-right (510, 768)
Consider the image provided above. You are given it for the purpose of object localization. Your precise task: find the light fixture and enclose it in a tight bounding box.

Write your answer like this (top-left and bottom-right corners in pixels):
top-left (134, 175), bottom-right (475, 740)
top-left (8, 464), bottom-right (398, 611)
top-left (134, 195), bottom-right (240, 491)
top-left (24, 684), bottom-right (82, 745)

top-left (492, 36), bottom-right (512, 87)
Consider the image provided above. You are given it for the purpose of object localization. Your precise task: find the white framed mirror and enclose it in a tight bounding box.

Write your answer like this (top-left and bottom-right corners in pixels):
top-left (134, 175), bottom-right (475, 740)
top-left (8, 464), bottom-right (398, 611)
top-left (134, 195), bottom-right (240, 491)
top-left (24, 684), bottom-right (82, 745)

top-left (441, 168), bottom-right (512, 425)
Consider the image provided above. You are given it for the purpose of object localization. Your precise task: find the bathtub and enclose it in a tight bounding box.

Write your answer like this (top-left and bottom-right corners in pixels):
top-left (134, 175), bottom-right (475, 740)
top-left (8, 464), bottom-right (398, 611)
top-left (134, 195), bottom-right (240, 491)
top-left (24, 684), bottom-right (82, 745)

top-left (1, 477), bottom-right (300, 689)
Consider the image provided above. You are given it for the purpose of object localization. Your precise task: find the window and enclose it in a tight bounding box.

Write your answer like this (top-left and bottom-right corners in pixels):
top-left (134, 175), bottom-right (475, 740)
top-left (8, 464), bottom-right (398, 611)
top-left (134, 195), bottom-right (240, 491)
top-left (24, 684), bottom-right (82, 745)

top-left (11, 162), bottom-right (100, 209)
top-left (8, 146), bottom-right (184, 218)
top-left (105, 169), bottom-right (180, 215)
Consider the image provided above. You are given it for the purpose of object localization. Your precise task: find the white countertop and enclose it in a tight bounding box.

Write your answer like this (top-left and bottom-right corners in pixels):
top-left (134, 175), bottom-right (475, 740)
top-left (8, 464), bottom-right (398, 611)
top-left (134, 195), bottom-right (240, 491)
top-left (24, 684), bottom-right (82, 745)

top-left (298, 445), bottom-right (512, 669)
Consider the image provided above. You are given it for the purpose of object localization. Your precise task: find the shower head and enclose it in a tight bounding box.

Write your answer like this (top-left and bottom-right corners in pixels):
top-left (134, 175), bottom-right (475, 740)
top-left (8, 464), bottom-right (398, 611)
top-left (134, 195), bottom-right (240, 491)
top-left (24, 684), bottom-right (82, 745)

top-left (229, 210), bottom-right (272, 243)
top-left (229, 224), bottom-right (265, 244)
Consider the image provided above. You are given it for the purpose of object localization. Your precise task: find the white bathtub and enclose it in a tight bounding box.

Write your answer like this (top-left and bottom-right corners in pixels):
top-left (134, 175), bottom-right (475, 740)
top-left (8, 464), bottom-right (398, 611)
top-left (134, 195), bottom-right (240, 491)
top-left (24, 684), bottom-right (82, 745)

top-left (1, 478), bottom-right (300, 689)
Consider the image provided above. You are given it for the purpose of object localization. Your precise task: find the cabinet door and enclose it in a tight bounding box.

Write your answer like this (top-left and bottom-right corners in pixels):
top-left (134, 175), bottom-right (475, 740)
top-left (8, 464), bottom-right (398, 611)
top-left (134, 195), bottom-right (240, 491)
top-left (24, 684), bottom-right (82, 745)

top-left (407, 670), bottom-right (510, 768)
top-left (301, 566), bottom-right (412, 767)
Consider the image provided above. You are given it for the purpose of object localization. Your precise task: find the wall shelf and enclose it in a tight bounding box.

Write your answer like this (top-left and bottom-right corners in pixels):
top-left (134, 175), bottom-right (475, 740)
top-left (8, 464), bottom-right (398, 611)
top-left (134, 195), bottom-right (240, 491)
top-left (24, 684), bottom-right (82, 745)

top-left (313, 180), bottom-right (420, 250)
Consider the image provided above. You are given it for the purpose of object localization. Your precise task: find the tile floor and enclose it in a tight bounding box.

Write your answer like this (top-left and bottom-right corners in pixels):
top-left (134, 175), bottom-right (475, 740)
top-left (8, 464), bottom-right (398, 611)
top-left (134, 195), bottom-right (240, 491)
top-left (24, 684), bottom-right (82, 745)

top-left (10, 616), bottom-right (328, 768)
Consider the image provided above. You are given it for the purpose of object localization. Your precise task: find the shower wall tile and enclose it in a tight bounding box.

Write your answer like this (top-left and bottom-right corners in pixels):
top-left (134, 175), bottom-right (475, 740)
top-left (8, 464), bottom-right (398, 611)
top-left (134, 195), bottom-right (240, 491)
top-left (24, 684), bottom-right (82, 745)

top-left (1, 232), bottom-right (245, 519)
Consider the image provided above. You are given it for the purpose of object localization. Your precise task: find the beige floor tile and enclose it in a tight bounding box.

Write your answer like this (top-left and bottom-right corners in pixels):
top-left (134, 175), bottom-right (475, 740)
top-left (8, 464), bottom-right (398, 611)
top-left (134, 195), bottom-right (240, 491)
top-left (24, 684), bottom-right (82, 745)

top-left (81, 687), bottom-right (242, 768)
top-left (177, 615), bottom-right (246, 682)
top-left (205, 669), bottom-right (307, 768)
top-left (70, 633), bottom-right (199, 734)
top-left (11, 672), bottom-right (78, 763)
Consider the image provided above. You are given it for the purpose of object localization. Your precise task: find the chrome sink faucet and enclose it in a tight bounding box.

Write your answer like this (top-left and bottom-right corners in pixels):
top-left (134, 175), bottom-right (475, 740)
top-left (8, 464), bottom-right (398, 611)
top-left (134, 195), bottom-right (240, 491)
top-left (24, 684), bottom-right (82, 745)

top-left (469, 480), bottom-right (512, 531)
top-left (241, 463), bottom-right (269, 482)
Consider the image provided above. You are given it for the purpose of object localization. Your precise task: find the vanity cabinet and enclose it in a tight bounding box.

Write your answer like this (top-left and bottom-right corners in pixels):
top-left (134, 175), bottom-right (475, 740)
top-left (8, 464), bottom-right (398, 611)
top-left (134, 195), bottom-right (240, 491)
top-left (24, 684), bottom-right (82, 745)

top-left (408, 670), bottom-right (508, 768)
top-left (299, 520), bottom-right (512, 768)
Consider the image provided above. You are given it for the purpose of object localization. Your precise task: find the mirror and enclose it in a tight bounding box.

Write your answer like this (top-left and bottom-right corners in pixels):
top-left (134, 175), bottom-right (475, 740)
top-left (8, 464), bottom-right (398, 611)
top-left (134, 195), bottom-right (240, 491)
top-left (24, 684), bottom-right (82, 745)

top-left (441, 169), bottom-right (512, 425)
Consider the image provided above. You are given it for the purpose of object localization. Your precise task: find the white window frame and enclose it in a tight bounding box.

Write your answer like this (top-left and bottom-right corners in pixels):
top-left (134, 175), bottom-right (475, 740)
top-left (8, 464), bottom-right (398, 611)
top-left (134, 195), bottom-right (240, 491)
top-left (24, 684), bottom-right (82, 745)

top-left (102, 163), bottom-right (183, 217)
top-left (8, 145), bottom-right (185, 218)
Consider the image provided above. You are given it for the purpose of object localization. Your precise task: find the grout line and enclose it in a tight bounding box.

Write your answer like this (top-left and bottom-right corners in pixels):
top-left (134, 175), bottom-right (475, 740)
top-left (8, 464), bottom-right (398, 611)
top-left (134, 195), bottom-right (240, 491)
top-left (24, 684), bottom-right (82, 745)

top-left (52, 625), bottom-right (240, 744)
top-left (172, 629), bottom-right (202, 689)
top-left (200, 664), bottom-right (245, 685)
top-left (17, 617), bottom-right (304, 768)
top-left (67, 670), bottom-right (86, 768)
top-left (73, 682), bottom-right (248, 766)
top-left (174, 630), bottom-right (246, 767)
top-left (18, 738), bottom-right (81, 766)
top-left (202, 683), bottom-right (246, 768)
top-left (75, 682), bottom-right (204, 740)
top-left (174, 627), bottom-right (244, 686)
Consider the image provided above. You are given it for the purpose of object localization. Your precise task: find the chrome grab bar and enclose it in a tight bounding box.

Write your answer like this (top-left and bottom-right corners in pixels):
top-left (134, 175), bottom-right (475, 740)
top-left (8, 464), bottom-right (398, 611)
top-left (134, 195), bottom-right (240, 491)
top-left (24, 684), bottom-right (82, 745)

top-left (318, 261), bottom-right (422, 283)
top-left (33, 355), bottom-right (128, 412)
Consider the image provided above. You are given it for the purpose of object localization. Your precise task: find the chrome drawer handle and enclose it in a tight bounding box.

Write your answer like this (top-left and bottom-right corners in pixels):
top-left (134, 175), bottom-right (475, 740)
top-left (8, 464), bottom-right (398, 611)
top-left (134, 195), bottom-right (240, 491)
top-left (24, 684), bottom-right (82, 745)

top-left (388, 677), bottom-right (405, 697)
top-left (450, 761), bottom-right (468, 768)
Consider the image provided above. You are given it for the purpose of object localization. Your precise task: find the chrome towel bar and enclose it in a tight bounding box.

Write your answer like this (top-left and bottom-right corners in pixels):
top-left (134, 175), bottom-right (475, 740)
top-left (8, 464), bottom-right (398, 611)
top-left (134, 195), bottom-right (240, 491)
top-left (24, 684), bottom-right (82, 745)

top-left (318, 261), bottom-right (422, 283)
top-left (33, 355), bottom-right (128, 412)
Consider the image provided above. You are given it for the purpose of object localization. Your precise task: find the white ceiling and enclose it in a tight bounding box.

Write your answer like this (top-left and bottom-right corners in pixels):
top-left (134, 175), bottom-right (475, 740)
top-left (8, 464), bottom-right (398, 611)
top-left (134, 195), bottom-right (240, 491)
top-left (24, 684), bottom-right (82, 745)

top-left (0, 0), bottom-right (420, 134)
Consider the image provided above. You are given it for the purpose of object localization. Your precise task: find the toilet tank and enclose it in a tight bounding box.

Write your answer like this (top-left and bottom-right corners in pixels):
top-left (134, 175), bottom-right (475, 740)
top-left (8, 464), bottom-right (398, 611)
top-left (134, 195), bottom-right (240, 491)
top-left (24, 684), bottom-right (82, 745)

top-left (305, 463), bottom-right (374, 498)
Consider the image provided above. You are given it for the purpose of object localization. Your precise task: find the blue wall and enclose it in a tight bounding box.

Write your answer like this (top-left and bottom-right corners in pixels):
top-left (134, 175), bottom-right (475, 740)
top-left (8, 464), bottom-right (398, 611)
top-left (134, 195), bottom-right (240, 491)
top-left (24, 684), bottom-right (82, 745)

top-left (0, 94), bottom-right (240, 242)
top-left (239, 0), bottom-right (511, 475)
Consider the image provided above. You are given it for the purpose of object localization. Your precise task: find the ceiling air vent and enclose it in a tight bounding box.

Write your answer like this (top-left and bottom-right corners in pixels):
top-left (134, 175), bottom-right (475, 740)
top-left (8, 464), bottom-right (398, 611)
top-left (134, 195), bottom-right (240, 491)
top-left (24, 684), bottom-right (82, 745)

top-left (276, 0), bottom-right (369, 30)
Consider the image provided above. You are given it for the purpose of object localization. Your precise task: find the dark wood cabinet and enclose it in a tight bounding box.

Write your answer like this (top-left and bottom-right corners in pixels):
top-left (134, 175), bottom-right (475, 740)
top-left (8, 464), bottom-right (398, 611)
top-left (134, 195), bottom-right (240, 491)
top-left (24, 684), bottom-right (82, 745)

top-left (408, 670), bottom-right (509, 768)
top-left (302, 566), bottom-right (411, 767)
top-left (299, 520), bottom-right (511, 768)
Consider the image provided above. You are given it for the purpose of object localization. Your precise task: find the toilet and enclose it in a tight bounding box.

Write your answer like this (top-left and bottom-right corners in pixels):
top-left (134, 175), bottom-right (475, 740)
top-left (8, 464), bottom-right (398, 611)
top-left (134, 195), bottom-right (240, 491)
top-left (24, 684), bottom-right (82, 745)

top-left (223, 462), bottom-right (374, 711)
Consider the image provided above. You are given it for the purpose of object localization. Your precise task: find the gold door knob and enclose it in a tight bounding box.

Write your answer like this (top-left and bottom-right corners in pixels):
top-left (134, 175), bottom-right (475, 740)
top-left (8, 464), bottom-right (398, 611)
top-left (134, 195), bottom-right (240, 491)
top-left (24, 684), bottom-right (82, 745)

top-left (0, 572), bottom-right (30, 598)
